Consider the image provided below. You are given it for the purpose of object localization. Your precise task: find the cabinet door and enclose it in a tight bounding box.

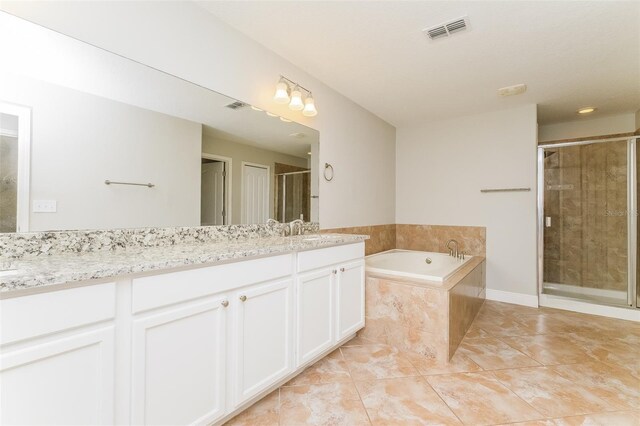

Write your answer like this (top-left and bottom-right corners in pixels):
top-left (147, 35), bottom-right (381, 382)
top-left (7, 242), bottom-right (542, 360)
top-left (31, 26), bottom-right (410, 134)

top-left (336, 260), bottom-right (365, 340)
top-left (295, 268), bottom-right (335, 366)
top-left (1, 327), bottom-right (115, 425)
top-left (131, 297), bottom-right (227, 426)
top-left (232, 279), bottom-right (293, 406)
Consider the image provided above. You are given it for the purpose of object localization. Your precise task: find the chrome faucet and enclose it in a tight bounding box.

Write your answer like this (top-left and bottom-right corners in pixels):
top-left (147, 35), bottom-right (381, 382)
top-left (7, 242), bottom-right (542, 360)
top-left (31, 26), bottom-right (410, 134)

top-left (446, 239), bottom-right (459, 258)
top-left (289, 219), bottom-right (305, 236)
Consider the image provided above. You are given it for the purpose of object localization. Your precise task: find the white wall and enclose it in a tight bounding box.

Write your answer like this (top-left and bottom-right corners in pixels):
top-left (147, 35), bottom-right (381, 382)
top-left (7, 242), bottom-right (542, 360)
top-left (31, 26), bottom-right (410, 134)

top-left (396, 105), bottom-right (539, 297)
top-left (538, 112), bottom-right (637, 142)
top-left (202, 136), bottom-right (309, 224)
top-left (1, 1), bottom-right (396, 229)
top-left (3, 73), bottom-right (201, 231)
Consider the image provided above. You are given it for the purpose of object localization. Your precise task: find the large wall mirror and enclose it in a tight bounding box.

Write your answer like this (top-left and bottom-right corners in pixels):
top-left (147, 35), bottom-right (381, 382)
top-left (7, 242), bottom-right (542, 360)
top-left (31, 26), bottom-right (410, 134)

top-left (0, 13), bottom-right (319, 233)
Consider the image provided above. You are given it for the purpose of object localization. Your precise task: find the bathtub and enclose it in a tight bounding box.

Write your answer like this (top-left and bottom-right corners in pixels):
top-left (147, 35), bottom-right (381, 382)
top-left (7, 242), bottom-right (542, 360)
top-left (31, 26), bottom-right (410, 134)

top-left (365, 249), bottom-right (473, 282)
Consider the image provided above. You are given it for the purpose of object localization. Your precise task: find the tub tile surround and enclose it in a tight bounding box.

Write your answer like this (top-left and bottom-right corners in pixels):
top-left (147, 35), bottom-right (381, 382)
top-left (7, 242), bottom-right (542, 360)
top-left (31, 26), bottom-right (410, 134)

top-left (322, 223), bottom-right (486, 256)
top-left (321, 224), bottom-right (396, 255)
top-left (361, 257), bottom-right (487, 361)
top-left (226, 301), bottom-right (640, 426)
top-left (396, 224), bottom-right (487, 256)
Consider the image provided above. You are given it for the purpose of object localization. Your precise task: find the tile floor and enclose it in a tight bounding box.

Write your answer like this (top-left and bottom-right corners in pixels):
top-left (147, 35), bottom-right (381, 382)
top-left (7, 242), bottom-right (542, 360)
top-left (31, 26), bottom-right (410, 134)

top-left (225, 301), bottom-right (640, 426)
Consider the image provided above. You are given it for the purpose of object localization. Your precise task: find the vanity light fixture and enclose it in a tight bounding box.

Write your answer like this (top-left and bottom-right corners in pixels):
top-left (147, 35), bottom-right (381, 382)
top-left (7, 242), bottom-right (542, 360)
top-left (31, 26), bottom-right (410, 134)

top-left (289, 86), bottom-right (304, 111)
top-left (302, 95), bottom-right (318, 117)
top-left (273, 75), bottom-right (318, 117)
top-left (577, 107), bottom-right (597, 114)
top-left (273, 80), bottom-right (290, 104)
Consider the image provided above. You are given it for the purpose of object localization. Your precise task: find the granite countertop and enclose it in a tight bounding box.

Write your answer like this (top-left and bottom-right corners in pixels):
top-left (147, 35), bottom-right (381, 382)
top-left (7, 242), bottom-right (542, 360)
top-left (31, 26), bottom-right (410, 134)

top-left (0, 234), bottom-right (368, 295)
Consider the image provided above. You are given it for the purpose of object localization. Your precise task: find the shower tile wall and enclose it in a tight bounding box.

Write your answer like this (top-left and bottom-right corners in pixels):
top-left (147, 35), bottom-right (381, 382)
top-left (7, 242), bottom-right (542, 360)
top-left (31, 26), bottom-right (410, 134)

top-left (543, 141), bottom-right (628, 291)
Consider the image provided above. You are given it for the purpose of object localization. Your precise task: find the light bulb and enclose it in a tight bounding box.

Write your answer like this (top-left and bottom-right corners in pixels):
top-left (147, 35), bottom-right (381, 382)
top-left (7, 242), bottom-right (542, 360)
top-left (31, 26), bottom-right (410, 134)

top-left (273, 82), bottom-right (290, 104)
top-left (302, 96), bottom-right (318, 117)
top-left (289, 87), bottom-right (304, 111)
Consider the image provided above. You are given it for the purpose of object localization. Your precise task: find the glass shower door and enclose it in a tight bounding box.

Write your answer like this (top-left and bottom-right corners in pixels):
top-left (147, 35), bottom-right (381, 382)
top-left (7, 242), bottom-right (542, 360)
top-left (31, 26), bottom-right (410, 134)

top-left (540, 138), bottom-right (635, 307)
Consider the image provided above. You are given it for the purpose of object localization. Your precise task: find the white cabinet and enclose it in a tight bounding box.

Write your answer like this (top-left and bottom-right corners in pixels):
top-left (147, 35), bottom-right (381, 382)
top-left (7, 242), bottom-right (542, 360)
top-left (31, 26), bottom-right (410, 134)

top-left (0, 283), bottom-right (116, 426)
top-left (130, 296), bottom-right (228, 426)
top-left (295, 268), bottom-right (335, 365)
top-left (231, 278), bottom-right (293, 406)
top-left (0, 242), bottom-right (365, 425)
top-left (1, 327), bottom-right (115, 425)
top-left (295, 243), bottom-right (366, 369)
top-left (336, 260), bottom-right (366, 340)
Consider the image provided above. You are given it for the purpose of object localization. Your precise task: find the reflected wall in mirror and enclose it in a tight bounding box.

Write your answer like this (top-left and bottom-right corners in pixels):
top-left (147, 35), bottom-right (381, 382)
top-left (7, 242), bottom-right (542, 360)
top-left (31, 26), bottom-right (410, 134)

top-left (0, 13), bottom-right (319, 233)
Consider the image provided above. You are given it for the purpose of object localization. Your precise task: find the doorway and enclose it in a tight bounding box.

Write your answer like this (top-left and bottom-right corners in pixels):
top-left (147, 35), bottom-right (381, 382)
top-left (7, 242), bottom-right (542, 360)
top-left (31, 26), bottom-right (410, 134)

top-left (241, 162), bottom-right (269, 224)
top-left (538, 137), bottom-right (638, 310)
top-left (201, 154), bottom-right (231, 226)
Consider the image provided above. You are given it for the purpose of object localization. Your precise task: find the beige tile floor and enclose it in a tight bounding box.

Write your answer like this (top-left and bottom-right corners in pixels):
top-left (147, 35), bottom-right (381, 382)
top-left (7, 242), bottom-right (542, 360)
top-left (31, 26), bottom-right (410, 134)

top-left (225, 301), bottom-right (640, 426)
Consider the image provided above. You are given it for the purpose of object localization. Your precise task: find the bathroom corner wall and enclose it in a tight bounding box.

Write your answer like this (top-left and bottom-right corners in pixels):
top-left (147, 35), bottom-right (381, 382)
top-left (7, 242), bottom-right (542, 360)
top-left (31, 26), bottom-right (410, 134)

top-left (396, 105), bottom-right (538, 301)
top-left (396, 224), bottom-right (486, 256)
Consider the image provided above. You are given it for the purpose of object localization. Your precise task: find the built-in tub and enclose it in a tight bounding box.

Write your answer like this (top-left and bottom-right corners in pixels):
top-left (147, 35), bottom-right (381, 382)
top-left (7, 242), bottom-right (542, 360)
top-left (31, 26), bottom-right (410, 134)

top-left (361, 249), bottom-right (486, 362)
top-left (366, 249), bottom-right (473, 283)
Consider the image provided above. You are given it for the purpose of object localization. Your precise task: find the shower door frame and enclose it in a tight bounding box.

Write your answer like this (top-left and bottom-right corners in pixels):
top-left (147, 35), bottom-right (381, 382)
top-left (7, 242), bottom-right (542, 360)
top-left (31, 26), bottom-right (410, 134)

top-left (537, 137), bottom-right (638, 310)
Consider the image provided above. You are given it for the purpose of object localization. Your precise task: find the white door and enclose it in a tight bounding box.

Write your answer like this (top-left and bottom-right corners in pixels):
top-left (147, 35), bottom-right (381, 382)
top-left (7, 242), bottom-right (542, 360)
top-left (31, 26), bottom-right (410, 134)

top-left (201, 161), bottom-right (225, 226)
top-left (336, 260), bottom-right (366, 340)
top-left (0, 327), bottom-right (115, 425)
top-left (242, 164), bottom-right (269, 224)
top-left (131, 297), bottom-right (227, 425)
top-left (296, 268), bottom-right (335, 366)
top-left (232, 278), bottom-right (293, 406)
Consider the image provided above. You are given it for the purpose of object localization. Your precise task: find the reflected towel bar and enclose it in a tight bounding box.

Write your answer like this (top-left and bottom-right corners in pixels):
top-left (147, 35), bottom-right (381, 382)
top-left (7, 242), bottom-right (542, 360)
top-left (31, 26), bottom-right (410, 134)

top-left (480, 187), bottom-right (531, 193)
top-left (105, 180), bottom-right (155, 188)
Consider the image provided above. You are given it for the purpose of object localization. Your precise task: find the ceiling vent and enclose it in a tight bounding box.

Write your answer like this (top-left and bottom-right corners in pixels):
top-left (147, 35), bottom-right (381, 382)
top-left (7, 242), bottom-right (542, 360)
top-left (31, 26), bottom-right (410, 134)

top-left (423, 16), bottom-right (470, 40)
top-left (225, 101), bottom-right (248, 110)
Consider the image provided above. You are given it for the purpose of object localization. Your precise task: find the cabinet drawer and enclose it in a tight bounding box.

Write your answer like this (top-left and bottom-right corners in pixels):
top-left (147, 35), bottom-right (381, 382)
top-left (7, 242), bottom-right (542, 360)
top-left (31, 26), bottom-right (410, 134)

top-left (297, 242), bottom-right (364, 272)
top-left (0, 283), bottom-right (116, 345)
top-left (132, 254), bottom-right (292, 313)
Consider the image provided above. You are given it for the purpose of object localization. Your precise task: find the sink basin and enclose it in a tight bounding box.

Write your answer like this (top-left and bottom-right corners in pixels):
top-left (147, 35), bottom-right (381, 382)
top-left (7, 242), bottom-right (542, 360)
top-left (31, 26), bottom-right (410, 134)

top-left (0, 269), bottom-right (19, 278)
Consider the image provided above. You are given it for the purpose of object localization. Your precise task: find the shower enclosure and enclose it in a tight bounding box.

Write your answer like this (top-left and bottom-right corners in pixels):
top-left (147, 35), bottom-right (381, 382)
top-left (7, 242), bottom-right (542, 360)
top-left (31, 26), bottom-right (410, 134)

top-left (538, 137), bottom-right (638, 309)
top-left (275, 169), bottom-right (311, 222)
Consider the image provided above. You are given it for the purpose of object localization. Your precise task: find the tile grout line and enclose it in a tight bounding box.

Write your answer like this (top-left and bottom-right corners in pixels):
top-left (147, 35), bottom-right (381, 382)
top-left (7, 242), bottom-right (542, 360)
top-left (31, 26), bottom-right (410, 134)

top-left (419, 375), bottom-right (466, 425)
top-left (339, 346), bottom-right (374, 426)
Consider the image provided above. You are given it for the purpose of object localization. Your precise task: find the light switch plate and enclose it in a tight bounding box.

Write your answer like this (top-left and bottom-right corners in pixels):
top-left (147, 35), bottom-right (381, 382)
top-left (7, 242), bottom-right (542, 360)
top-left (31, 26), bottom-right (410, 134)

top-left (33, 200), bottom-right (57, 213)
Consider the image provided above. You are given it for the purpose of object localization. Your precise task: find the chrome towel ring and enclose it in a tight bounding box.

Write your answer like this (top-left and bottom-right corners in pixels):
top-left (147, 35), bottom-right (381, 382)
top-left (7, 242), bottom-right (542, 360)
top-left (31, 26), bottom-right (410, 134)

top-left (324, 163), bottom-right (334, 181)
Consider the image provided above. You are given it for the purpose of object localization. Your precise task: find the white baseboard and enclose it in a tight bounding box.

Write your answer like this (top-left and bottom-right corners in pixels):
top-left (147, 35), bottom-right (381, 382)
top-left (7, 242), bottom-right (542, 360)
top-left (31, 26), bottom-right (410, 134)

top-left (539, 294), bottom-right (640, 322)
top-left (485, 289), bottom-right (539, 308)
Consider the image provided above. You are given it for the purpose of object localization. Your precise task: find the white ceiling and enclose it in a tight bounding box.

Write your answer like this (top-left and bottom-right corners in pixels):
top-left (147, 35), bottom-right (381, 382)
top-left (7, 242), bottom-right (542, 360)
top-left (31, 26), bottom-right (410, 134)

top-left (200, 1), bottom-right (640, 126)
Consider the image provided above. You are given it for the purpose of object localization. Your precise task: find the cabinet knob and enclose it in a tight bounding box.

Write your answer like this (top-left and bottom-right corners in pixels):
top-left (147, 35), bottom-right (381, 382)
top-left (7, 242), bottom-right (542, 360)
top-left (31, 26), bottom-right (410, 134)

top-left (221, 300), bottom-right (229, 307)
top-left (239, 295), bottom-right (247, 302)
top-left (332, 269), bottom-right (337, 274)
top-left (340, 267), bottom-right (345, 272)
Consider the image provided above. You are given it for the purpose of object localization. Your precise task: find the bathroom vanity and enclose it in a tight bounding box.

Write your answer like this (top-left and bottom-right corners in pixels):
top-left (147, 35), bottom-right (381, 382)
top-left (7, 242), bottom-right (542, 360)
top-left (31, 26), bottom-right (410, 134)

top-left (0, 235), bottom-right (366, 425)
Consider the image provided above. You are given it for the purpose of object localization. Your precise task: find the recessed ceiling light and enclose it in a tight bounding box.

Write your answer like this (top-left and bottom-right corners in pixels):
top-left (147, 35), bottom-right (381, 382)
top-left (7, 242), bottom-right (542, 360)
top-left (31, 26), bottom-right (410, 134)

top-left (266, 111), bottom-right (278, 117)
top-left (280, 117), bottom-right (292, 123)
top-left (251, 105), bottom-right (263, 112)
top-left (577, 107), bottom-right (596, 114)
